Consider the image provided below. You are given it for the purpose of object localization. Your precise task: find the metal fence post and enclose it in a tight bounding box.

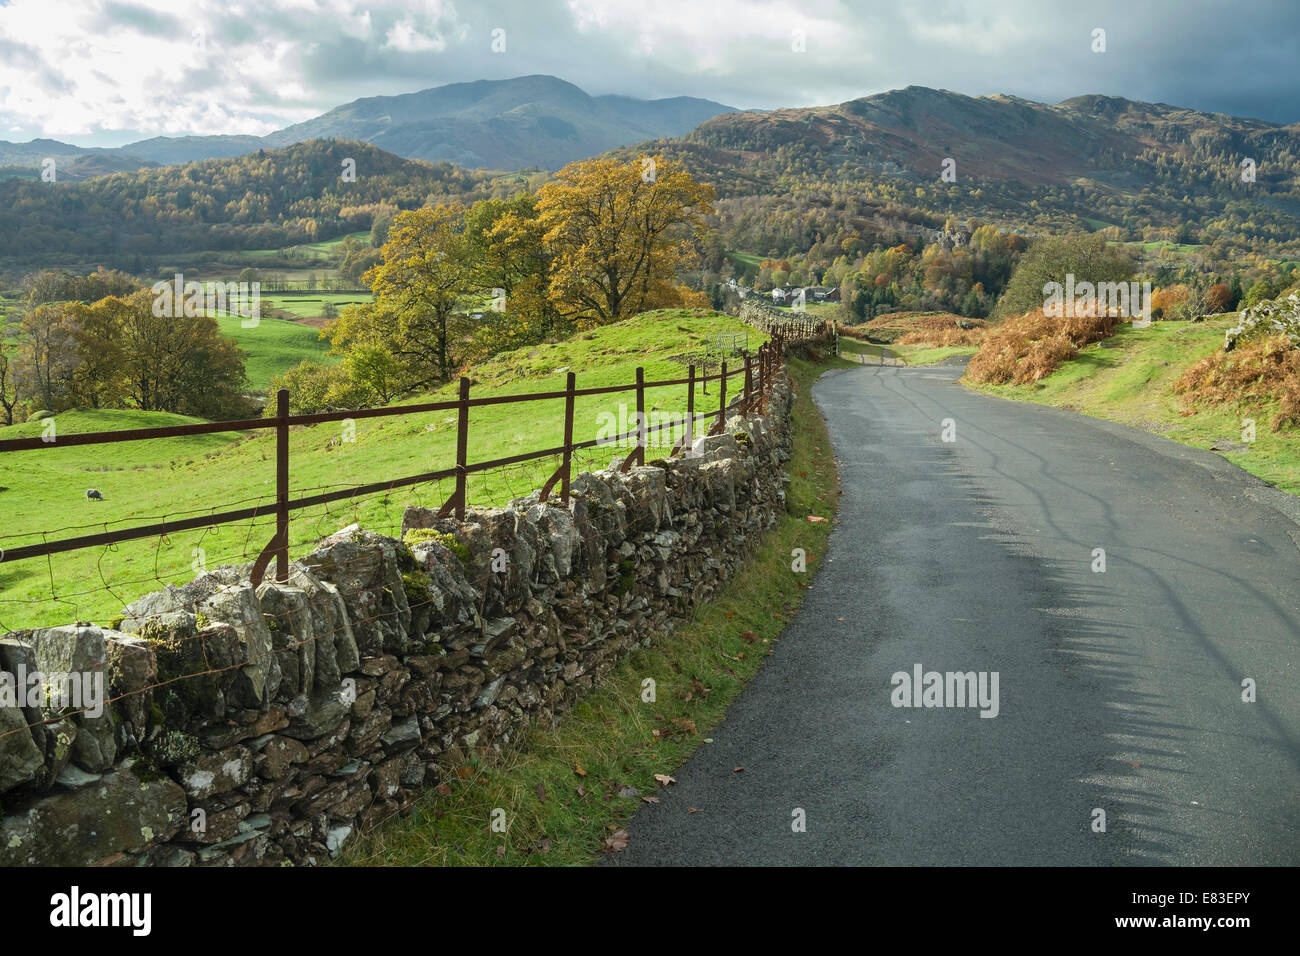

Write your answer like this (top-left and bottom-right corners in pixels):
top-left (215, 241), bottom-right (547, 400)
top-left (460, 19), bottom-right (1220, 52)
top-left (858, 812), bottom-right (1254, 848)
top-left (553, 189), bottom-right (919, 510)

top-left (454, 376), bottom-right (469, 520)
top-left (275, 387), bottom-right (290, 583)
top-left (718, 359), bottom-right (728, 432)
top-left (635, 366), bottom-right (646, 467)
top-left (561, 371), bottom-right (575, 504)
top-left (686, 364), bottom-right (696, 451)
top-left (742, 353), bottom-right (753, 415)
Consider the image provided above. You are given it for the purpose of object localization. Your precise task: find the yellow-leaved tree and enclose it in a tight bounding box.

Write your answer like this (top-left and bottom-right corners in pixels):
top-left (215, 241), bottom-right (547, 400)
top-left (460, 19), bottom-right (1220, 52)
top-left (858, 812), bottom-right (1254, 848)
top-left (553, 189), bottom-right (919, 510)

top-left (331, 203), bottom-right (483, 387)
top-left (537, 156), bottom-right (715, 325)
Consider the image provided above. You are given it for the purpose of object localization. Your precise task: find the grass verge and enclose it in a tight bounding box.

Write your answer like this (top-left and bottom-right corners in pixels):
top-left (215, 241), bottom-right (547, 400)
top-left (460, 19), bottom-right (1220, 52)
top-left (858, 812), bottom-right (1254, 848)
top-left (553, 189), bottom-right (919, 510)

top-left (341, 352), bottom-right (851, 866)
top-left (966, 318), bottom-right (1300, 496)
top-left (891, 344), bottom-right (979, 365)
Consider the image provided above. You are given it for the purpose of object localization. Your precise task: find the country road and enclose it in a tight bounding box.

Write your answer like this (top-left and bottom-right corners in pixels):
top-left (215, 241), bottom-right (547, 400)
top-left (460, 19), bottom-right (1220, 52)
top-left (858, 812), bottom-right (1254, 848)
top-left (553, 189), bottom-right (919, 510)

top-left (606, 360), bottom-right (1300, 866)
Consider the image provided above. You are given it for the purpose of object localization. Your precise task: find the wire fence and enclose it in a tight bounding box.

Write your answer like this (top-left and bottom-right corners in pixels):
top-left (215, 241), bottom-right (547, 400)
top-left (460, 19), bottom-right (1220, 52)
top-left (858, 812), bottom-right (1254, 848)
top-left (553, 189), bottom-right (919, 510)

top-left (0, 334), bottom-right (808, 631)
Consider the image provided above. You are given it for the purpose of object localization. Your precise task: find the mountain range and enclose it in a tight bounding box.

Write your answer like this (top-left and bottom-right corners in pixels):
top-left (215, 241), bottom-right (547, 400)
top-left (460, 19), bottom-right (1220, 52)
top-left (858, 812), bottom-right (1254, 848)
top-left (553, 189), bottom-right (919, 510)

top-left (3, 81), bottom-right (1299, 271)
top-left (0, 75), bottom-right (736, 178)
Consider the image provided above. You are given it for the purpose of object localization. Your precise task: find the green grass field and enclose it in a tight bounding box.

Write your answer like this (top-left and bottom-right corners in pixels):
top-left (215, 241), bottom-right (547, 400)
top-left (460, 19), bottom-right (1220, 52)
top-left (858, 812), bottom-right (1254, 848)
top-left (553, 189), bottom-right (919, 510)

top-left (775, 301), bottom-right (841, 321)
top-left (255, 293), bottom-right (371, 320)
top-left (215, 314), bottom-right (338, 392)
top-left (726, 251), bottom-right (762, 270)
top-left (967, 318), bottom-right (1300, 496)
top-left (1123, 239), bottom-right (1205, 255)
top-left (0, 310), bottom-right (762, 629)
top-left (226, 231), bottom-right (371, 263)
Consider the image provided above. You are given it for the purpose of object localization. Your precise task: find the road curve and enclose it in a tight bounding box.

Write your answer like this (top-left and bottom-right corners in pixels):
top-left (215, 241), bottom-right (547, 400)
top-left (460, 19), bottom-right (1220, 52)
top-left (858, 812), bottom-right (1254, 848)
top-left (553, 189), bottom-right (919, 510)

top-left (605, 361), bottom-right (1300, 866)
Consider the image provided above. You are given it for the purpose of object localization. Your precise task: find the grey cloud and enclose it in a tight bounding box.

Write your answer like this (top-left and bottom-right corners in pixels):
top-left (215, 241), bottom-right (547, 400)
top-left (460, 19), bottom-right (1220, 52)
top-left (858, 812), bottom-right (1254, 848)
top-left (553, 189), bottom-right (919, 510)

top-left (95, 1), bottom-right (185, 36)
top-left (8, 0), bottom-right (1300, 143)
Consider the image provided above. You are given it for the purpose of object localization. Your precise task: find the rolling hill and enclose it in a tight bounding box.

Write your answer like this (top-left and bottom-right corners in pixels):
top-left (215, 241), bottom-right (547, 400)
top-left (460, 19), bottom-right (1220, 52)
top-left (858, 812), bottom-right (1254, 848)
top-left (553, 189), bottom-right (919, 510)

top-left (0, 75), bottom-right (736, 175)
top-left (615, 85), bottom-right (1300, 262)
top-left (0, 140), bottom-right (496, 266)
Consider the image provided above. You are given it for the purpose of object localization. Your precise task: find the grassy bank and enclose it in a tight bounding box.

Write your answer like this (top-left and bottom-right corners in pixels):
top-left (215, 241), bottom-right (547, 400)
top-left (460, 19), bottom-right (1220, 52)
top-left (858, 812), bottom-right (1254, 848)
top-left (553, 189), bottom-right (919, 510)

top-left (342, 351), bottom-right (850, 866)
top-left (967, 318), bottom-right (1300, 495)
top-left (215, 314), bottom-right (339, 391)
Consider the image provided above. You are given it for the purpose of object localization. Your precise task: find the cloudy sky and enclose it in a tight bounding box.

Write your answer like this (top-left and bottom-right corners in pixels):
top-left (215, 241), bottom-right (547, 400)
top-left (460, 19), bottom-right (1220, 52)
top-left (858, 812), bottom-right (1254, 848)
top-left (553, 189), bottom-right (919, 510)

top-left (2, 0), bottom-right (1297, 147)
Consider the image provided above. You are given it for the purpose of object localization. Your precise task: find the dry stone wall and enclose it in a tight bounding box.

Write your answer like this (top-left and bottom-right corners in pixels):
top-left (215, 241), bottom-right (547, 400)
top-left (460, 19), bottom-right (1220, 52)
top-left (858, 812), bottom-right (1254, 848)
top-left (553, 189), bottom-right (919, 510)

top-left (0, 376), bottom-right (795, 866)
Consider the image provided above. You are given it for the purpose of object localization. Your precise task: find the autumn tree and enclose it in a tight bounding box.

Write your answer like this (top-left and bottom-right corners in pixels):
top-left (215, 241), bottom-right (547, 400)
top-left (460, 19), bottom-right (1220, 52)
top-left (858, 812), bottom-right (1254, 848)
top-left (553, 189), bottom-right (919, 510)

top-left (0, 351), bottom-right (18, 426)
top-left (995, 234), bottom-right (1133, 318)
top-left (1205, 283), bottom-right (1232, 314)
top-left (66, 296), bottom-right (130, 409)
top-left (267, 360), bottom-right (372, 415)
top-left (17, 303), bottom-right (79, 412)
top-left (334, 203), bottom-right (484, 386)
top-left (537, 156), bottom-right (715, 325)
top-left (113, 291), bottom-right (251, 419)
top-left (466, 193), bottom-right (568, 352)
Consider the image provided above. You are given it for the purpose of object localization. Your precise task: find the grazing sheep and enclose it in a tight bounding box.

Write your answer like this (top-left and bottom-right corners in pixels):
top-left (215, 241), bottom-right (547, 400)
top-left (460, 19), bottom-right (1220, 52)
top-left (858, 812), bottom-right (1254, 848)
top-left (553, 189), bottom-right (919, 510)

top-left (86, 488), bottom-right (104, 501)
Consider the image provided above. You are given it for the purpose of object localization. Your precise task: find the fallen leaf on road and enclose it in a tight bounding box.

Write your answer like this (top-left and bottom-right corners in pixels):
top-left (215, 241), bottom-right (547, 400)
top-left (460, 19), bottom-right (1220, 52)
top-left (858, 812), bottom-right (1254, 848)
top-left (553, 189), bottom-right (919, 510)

top-left (654, 773), bottom-right (676, 787)
top-left (604, 830), bottom-right (630, 852)
top-left (641, 796), bottom-right (660, 804)
top-left (733, 767), bottom-right (744, 773)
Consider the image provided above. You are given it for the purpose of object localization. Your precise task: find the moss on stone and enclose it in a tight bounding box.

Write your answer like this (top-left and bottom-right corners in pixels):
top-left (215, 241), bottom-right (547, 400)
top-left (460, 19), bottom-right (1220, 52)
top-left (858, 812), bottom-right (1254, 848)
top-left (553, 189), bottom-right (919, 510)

top-left (612, 558), bottom-right (637, 597)
top-left (402, 570), bottom-right (432, 606)
top-left (404, 528), bottom-right (471, 565)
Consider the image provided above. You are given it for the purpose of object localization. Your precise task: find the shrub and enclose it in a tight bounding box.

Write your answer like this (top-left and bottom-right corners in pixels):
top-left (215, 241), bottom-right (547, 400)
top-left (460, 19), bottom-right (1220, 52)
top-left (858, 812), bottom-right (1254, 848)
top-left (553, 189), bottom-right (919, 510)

top-left (861, 312), bottom-right (987, 345)
top-left (1151, 285), bottom-right (1188, 317)
top-left (1206, 283), bottom-right (1232, 314)
top-left (1174, 334), bottom-right (1300, 432)
top-left (896, 326), bottom-right (985, 347)
top-left (966, 310), bottom-right (1120, 385)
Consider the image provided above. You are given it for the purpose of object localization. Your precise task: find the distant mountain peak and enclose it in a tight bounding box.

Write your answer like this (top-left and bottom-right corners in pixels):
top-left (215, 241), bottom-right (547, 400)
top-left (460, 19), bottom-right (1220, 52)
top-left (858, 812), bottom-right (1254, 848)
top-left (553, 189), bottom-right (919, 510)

top-left (115, 75), bottom-right (736, 171)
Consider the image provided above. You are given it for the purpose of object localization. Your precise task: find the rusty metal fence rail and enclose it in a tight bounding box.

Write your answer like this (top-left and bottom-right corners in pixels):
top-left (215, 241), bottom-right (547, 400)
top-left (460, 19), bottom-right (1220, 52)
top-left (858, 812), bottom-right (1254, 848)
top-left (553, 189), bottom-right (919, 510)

top-left (0, 336), bottom-right (791, 588)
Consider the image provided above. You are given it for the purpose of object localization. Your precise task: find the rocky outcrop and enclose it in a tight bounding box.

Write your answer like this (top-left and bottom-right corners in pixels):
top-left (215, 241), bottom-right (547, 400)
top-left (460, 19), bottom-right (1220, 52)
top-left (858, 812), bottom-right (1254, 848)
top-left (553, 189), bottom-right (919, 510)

top-left (0, 375), bottom-right (794, 866)
top-left (1224, 292), bottom-right (1300, 351)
